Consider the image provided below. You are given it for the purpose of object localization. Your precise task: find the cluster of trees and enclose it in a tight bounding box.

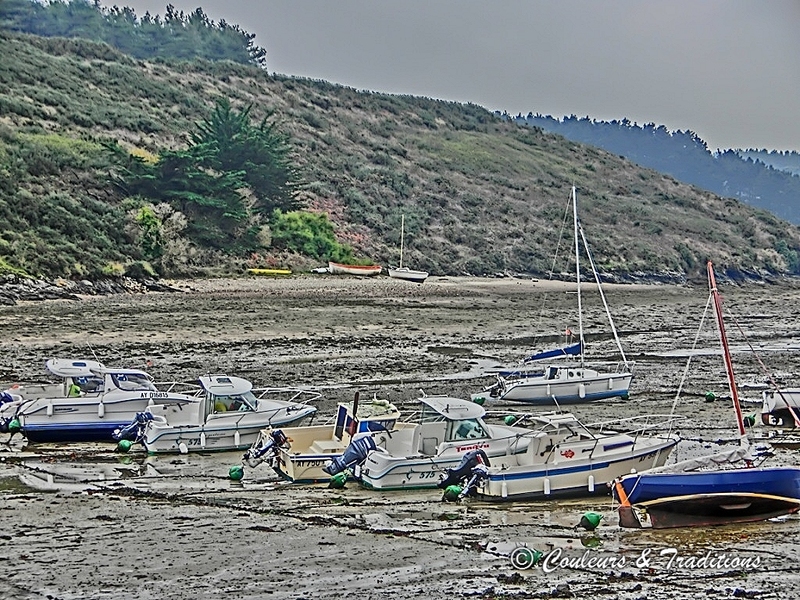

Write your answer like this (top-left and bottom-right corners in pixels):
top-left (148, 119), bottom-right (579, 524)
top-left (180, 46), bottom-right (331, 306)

top-left (111, 98), bottom-right (355, 274)
top-left (0, 0), bottom-right (266, 67)
top-left (511, 113), bottom-right (800, 225)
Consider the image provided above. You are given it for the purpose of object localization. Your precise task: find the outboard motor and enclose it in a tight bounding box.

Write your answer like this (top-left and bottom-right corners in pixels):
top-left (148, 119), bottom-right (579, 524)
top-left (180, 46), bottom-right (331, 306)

top-left (243, 429), bottom-right (289, 468)
top-left (438, 449), bottom-right (490, 490)
top-left (322, 433), bottom-right (377, 476)
top-left (113, 412), bottom-right (154, 442)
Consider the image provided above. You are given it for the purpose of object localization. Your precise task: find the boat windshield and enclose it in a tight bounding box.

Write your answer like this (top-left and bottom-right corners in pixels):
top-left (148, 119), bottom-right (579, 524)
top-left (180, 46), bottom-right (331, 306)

top-left (111, 372), bottom-right (157, 392)
top-left (212, 391), bottom-right (256, 413)
top-left (447, 418), bottom-right (489, 441)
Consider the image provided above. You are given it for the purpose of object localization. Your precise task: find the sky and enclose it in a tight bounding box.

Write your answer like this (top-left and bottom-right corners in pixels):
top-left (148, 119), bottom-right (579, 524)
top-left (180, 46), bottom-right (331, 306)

top-left (102, 1), bottom-right (800, 152)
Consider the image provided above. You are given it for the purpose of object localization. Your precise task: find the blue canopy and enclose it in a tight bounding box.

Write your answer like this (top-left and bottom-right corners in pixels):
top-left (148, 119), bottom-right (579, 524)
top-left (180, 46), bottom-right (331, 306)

top-left (522, 342), bottom-right (583, 364)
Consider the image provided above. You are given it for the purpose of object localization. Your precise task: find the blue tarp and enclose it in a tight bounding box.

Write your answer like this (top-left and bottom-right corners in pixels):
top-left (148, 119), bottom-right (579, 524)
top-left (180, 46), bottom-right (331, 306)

top-left (523, 342), bottom-right (583, 364)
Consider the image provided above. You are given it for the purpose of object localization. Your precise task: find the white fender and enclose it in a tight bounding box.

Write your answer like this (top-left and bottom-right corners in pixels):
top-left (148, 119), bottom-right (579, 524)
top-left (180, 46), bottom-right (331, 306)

top-left (98, 402), bottom-right (105, 418)
top-left (501, 480), bottom-right (508, 498)
top-left (578, 383), bottom-right (586, 398)
top-left (47, 401), bottom-right (53, 417)
top-left (607, 377), bottom-right (613, 390)
top-left (234, 430), bottom-right (241, 446)
top-left (200, 432), bottom-right (206, 448)
top-left (544, 477), bottom-right (551, 495)
top-left (588, 474), bottom-right (595, 492)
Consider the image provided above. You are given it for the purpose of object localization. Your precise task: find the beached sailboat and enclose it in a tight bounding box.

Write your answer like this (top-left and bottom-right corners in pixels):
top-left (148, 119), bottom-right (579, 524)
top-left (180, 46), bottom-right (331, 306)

top-left (613, 261), bottom-right (800, 529)
top-left (388, 215), bottom-right (428, 283)
top-left (472, 186), bottom-right (633, 405)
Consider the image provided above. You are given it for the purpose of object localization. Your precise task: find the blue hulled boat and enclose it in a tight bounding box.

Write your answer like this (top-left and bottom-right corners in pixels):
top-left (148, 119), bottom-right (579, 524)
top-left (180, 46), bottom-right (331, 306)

top-left (614, 262), bottom-right (800, 529)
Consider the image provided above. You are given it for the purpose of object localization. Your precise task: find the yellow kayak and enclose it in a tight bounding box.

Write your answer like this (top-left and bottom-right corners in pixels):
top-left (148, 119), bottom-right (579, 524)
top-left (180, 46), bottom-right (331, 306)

top-left (247, 268), bottom-right (292, 276)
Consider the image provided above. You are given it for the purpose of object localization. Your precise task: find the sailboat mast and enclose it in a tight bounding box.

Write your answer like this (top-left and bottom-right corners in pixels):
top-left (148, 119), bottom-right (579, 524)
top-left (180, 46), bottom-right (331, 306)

top-left (572, 186), bottom-right (585, 369)
top-left (707, 261), bottom-right (747, 440)
top-left (399, 214), bottom-right (405, 269)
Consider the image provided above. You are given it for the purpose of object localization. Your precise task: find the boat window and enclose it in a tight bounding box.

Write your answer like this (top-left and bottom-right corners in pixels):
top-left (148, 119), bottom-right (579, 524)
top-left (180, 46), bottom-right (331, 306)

top-left (448, 419), bottom-right (488, 441)
top-left (546, 367), bottom-right (557, 380)
top-left (111, 373), bottom-right (157, 392)
top-left (217, 393), bottom-right (255, 412)
top-left (75, 376), bottom-right (104, 394)
top-left (419, 404), bottom-right (446, 423)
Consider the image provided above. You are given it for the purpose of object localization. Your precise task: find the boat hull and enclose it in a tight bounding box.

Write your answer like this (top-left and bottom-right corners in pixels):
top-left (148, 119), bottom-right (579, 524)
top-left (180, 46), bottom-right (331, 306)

top-left (328, 262), bottom-right (382, 276)
top-left (477, 438), bottom-right (677, 501)
top-left (143, 409), bottom-right (314, 453)
top-left (18, 397), bottom-right (189, 443)
top-left (491, 372), bottom-right (633, 405)
top-left (616, 467), bottom-right (800, 528)
top-left (388, 267), bottom-right (428, 283)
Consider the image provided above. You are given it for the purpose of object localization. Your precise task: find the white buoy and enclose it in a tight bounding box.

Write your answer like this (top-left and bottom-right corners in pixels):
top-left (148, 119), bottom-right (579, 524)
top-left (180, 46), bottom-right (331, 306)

top-left (234, 430), bottom-right (241, 446)
top-left (200, 432), bottom-right (206, 448)
top-left (544, 478), bottom-right (551, 495)
top-left (98, 402), bottom-right (105, 418)
top-left (178, 442), bottom-right (188, 454)
top-left (47, 401), bottom-right (53, 417)
top-left (501, 480), bottom-right (508, 498)
top-left (588, 474), bottom-right (595, 492)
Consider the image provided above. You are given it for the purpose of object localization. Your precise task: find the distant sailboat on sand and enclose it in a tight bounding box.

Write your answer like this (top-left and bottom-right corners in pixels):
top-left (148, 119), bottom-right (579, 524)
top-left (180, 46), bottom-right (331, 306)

top-left (388, 215), bottom-right (429, 283)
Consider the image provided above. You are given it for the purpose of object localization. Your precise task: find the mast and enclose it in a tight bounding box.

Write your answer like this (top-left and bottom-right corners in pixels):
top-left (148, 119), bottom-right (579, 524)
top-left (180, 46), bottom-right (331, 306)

top-left (707, 261), bottom-right (747, 440)
top-left (399, 214), bottom-right (405, 269)
top-left (572, 186), bottom-right (585, 368)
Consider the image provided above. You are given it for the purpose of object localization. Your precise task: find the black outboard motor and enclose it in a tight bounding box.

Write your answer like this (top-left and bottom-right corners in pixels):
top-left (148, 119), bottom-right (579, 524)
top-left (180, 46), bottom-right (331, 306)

top-left (437, 449), bottom-right (490, 490)
top-left (113, 412), bottom-right (154, 442)
top-left (243, 429), bottom-right (289, 467)
top-left (322, 434), bottom-right (377, 476)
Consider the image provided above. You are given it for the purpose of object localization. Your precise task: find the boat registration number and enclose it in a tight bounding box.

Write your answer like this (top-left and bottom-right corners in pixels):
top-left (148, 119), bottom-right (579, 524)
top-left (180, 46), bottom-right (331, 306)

top-left (141, 392), bottom-right (169, 398)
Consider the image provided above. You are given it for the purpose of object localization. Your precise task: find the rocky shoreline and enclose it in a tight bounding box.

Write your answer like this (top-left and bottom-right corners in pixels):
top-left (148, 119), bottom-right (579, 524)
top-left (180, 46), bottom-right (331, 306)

top-left (0, 274), bottom-right (179, 305)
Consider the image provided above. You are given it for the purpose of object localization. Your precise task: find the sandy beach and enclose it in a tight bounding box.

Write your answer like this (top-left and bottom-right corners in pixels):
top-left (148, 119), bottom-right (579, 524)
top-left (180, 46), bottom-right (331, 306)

top-left (2, 274), bottom-right (800, 599)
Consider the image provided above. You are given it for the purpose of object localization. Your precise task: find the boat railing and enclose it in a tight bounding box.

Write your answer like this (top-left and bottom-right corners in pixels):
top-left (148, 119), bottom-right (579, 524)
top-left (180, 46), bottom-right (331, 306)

top-left (155, 381), bottom-right (204, 396)
top-left (252, 386), bottom-right (323, 405)
top-left (587, 413), bottom-right (681, 441)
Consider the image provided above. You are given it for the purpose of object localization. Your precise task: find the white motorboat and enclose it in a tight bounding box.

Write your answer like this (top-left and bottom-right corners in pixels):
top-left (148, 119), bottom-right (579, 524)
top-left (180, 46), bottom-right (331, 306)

top-left (761, 388), bottom-right (800, 427)
top-left (114, 375), bottom-right (319, 453)
top-left (243, 394), bottom-right (402, 482)
top-left (446, 412), bottom-right (679, 501)
top-left (0, 359), bottom-right (199, 443)
top-left (354, 394), bottom-right (534, 490)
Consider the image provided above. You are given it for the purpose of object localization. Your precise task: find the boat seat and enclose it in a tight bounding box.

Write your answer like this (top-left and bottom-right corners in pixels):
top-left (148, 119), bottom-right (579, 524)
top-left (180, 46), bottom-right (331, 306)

top-left (310, 440), bottom-right (346, 454)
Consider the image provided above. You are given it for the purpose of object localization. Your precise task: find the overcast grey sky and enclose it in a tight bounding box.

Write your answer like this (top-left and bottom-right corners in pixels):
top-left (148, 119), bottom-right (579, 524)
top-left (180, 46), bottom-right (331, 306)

top-left (104, 1), bottom-right (800, 152)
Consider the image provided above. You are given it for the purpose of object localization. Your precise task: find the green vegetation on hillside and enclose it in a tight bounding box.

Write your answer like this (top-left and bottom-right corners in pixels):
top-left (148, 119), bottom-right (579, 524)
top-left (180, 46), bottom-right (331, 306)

top-left (1, 23), bottom-right (800, 281)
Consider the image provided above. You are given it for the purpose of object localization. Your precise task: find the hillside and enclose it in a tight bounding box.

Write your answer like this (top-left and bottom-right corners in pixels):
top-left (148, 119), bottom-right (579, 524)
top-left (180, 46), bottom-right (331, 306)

top-left (2, 31), bottom-right (800, 282)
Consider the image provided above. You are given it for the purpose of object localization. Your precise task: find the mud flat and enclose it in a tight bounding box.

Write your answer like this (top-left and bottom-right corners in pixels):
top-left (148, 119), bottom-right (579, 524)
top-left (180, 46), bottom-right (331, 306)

top-left (2, 274), bottom-right (800, 599)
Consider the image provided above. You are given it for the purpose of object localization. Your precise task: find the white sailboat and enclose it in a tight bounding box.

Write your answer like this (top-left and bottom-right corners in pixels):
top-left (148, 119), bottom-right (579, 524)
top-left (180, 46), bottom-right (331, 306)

top-left (472, 186), bottom-right (633, 405)
top-left (388, 215), bottom-right (428, 283)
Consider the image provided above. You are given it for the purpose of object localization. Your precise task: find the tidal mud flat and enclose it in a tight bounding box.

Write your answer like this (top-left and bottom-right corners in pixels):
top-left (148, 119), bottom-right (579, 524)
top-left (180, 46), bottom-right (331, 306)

top-left (2, 274), bottom-right (800, 599)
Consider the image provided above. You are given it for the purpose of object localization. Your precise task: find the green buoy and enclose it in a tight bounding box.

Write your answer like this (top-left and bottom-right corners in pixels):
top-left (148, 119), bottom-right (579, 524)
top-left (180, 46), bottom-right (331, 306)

top-left (229, 465), bottom-right (244, 481)
top-left (442, 485), bottom-right (462, 502)
top-left (329, 471), bottom-right (347, 489)
top-left (704, 391), bottom-right (716, 402)
top-left (578, 511), bottom-right (603, 531)
top-left (117, 439), bottom-right (132, 453)
top-left (743, 414), bottom-right (756, 427)
top-left (8, 418), bottom-right (20, 434)
top-left (472, 396), bottom-right (485, 406)
top-left (504, 415), bottom-right (518, 426)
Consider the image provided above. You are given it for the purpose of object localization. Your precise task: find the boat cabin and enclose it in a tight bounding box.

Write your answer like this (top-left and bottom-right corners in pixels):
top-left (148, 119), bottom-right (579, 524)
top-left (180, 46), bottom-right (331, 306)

top-left (201, 375), bottom-right (257, 415)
